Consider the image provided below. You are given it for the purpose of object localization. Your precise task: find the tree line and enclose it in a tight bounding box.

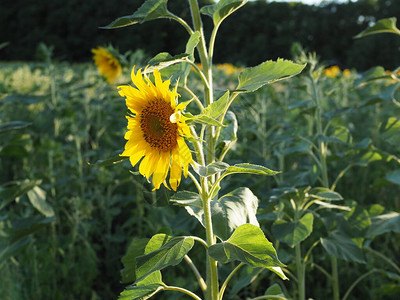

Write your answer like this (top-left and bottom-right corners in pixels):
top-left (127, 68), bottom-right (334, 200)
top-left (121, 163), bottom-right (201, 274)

top-left (1, 0), bottom-right (399, 70)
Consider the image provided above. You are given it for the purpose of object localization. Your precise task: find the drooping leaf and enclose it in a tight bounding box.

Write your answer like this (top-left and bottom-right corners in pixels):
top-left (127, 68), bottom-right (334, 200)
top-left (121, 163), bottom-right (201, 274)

top-left (355, 17), bottom-right (400, 38)
top-left (201, 0), bottom-right (248, 26)
top-left (119, 271), bottom-right (164, 300)
top-left (321, 232), bottom-right (365, 263)
top-left (272, 213), bottom-right (314, 248)
top-left (366, 212), bottom-right (400, 238)
top-left (102, 0), bottom-right (173, 29)
top-left (236, 59), bottom-right (306, 92)
top-left (121, 238), bottom-right (149, 283)
top-left (135, 234), bottom-right (194, 282)
top-left (198, 162), bottom-right (229, 177)
top-left (144, 53), bottom-right (189, 73)
top-left (171, 188), bottom-right (260, 241)
top-left (9, 215), bottom-right (56, 244)
top-left (0, 121), bottom-right (30, 134)
top-left (208, 224), bottom-right (284, 268)
top-left (27, 186), bottom-right (54, 217)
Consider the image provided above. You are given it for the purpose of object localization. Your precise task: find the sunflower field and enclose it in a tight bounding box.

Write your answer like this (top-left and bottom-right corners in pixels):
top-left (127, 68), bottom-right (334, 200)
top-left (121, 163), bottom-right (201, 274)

top-left (1, 1), bottom-right (400, 300)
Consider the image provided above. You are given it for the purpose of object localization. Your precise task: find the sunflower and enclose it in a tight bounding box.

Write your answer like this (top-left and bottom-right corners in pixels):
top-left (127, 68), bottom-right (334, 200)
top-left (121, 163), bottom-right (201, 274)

top-left (118, 68), bottom-right (193, 190)
top-left (92, 46), bottom-right (122, 84)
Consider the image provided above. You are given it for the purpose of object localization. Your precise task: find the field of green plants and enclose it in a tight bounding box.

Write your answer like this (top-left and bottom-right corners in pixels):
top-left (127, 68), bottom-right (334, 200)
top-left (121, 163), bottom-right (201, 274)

top-left (1, 1), bottom-right (400, 300)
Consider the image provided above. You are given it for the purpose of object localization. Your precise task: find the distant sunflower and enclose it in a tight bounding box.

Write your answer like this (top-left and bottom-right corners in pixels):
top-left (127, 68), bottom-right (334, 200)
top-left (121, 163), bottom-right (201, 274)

top-left (119, 68), bottom-right (193, 190)
top-left (92, 46), bottom-right (122, 84)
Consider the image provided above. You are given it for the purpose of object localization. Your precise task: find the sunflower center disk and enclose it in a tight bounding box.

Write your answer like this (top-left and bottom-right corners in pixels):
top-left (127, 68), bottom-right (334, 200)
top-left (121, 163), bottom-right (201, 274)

top-left (140, 99), bottom-right (178, 152)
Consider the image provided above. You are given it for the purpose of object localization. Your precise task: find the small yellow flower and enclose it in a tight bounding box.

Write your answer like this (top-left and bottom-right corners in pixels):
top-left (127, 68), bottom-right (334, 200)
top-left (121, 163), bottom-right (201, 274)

top-left (118, 68), bottom-right (193, 190)
top-left (343, 69), bottom-right (351, 77)
top-left (92, 46), bottom-right (122, 84)
top-left (216, 63), bottom-right (240, 75)
top-left (325, 65), bottom-right (340, 78)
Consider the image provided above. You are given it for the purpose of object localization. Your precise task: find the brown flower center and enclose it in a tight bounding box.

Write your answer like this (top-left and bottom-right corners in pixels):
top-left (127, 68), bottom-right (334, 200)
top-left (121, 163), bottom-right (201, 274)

top-left (140, 99), bottom-right (178, 151)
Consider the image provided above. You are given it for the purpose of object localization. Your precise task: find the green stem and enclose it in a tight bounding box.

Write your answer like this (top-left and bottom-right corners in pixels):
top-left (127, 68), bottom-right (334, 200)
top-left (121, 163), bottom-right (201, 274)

top-left (331, 256), bottom-right (340, 300)
top-left (170, 13), bottom-right (194, 35)
top-left (295, 244), bottom-right (305, 300)
top-left (342, 269), bottom-right (383, 300)
top-left (218, 263), bottom-right (244, 300)
top-left (164, 285), bottom-right (203, 300)
top-left (184, 255), bottom-right (207, 293)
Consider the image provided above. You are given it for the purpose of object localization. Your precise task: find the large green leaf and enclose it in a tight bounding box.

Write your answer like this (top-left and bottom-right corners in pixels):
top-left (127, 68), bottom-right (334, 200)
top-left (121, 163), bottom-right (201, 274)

top-left (135, 234), bottom-right (194, 282)
top-left (208, 224), bottom-right (284, 268)
top-left (102, 0), bottom-right (173, 29)
top-left (119, 271), bottom-right (164, 300)
top-left (366, 212), bottom-right (400, 238)
top-left (27, 186), bottom-right (54, 217)
top-left (355, 17), bottom-right (400, 38)
top-left (121, 238), bottom-right (149, 283)
top-left (171, 188), bottom-right (260, 241)
top-left (309, 187), bottom-right (343, 201)
top-left (264, 283), bottom-right (288, 299)
top-left (321, 232), bottom-right (365, 263)
top-left (236, 59), bottom-right (306, 92)
top-left (201, 0), bottom-right (247, 26)
top-left (271, 213), bottom-right (314, 248)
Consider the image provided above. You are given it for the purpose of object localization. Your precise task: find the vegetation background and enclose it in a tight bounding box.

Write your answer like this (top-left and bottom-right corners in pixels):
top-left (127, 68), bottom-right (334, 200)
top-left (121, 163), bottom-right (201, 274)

top-left (1, 0), bottom-right (400, 300)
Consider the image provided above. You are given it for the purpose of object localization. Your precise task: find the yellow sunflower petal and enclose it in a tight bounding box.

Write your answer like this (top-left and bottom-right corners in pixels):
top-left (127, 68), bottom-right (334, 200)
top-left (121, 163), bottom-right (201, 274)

top-left (152, 151), bottom-right (170, 189)
top-left (169, 147), bottom-right (183, 191)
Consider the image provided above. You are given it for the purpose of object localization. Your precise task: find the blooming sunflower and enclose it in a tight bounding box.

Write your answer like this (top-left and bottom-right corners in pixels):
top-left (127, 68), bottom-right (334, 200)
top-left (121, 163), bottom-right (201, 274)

top-left (92, 46), bottom-right (122, 84)
top-left (119, 68), bottom-right (193, 190)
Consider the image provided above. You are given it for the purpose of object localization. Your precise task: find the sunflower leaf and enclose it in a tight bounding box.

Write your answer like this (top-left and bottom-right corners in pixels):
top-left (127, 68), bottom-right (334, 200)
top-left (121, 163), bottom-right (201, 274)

top-left (208, 224), bottom-right (285, 268)
top-left (320, 232), bottom-right (365, 263)
top-left (271, 213), bottom-right (314, 248)
top-left (202, 91), bottom-right (230, 121)
top-left (145, 52), bottom-right (190, 73)
top-left (236, 59), bottom-right (306, 92)
top-left (121, 238), bottom-right (149, 283)
top-left (102, 0), bottom-right (173, 29)
top-left (171, 188), bottom-right (260, 241)
top-left (201, 0), bottom-right (248, 26)
top-left (225, 163), bottom-right (280, 176)
top-left (119, 271), bottom-right (164, 300)
top-left (135, 234), bottom-right (194, 282)
top-left (355, 17), bottom-right (400, 38)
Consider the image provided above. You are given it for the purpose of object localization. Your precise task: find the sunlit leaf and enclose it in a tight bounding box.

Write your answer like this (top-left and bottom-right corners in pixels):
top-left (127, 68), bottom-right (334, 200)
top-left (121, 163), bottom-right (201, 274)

top-left (201, 91), bottom-right (230, 121)
top-left (27, 186), bottom-right (54, 217)
top-left (225, 163), bottom-right (280, 176)
top-left (355, 17), bottom-right (400, 38)
top-left (135, 234), bottom-right (194, 281)
top-left (208, 224), bottom-right (284, 268)
top-left (201, 0), bottom-right (248, 26)
top-left (102, 0), bottom-right (173, 29)
top-left (236, 59), bottom-right (306, 92)
top-left (386, 170), bottom-right (400, 185)
top-left (119, 271), bottom-right (164, 300)
top-left (366, 212), bottom-right (400, 238)
top-left (198, 162), bottom-right (229, 177)
top-left (171, 188), bottom-right (260, 241)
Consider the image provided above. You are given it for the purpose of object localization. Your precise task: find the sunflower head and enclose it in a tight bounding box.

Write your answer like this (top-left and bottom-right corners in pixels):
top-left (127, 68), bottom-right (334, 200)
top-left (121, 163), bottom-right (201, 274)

top-left (119, 67), bottom-right (193, 190)
top-left (92, 46), bottom-right (122, 84)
